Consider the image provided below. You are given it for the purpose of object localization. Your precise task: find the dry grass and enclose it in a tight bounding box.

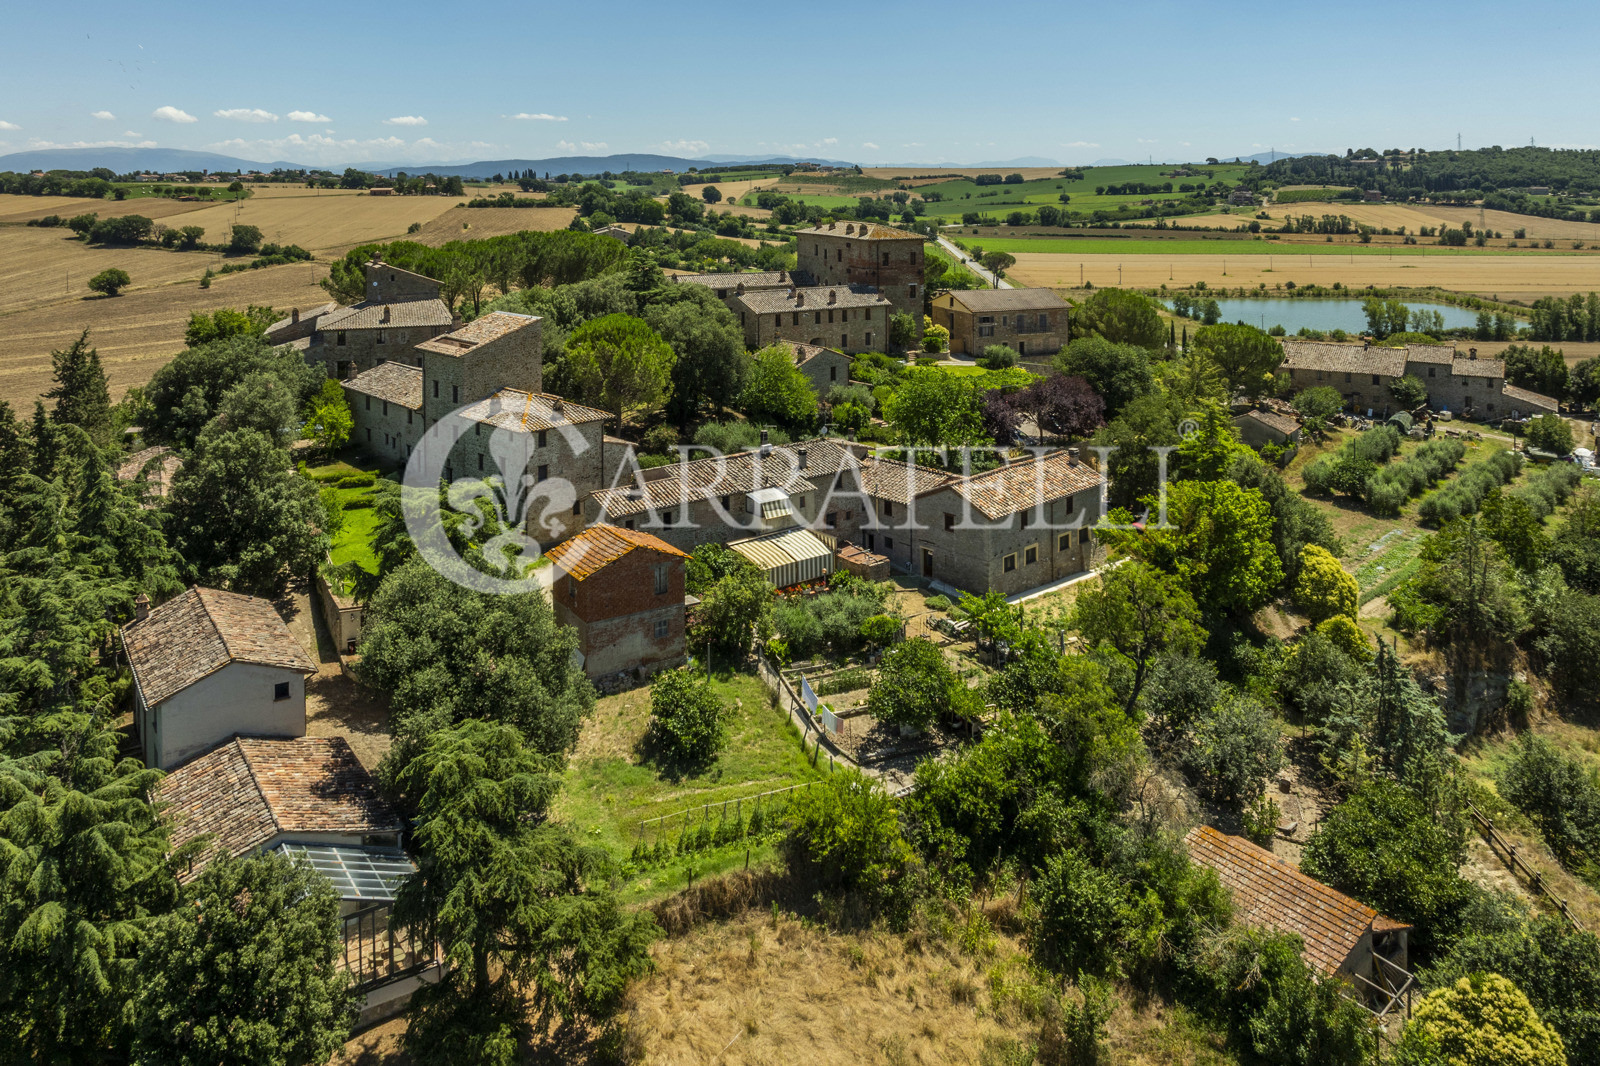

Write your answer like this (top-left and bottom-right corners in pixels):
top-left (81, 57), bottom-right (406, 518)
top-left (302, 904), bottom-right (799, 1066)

top-left (1007, 251), bottom-right (1600, 301)
top-left (0, 192), bottom-right (212, 225)
top-left (412, 205), bottom-right (579, 245)
top-left (1181, 202), bottom-right (1600, 243)
top-left (160, 186), bottom-right (464, 256)
top-left (680, 178), bottom-right (770, 202)
top-left (1, 255), bottom-right (327, 403)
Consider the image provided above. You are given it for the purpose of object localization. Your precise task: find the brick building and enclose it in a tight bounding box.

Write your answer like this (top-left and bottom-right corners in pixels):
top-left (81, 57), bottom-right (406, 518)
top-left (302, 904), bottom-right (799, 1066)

top-left (929, 288), bottom-right (1070, 357)
top-left (544, 524), bottom-right (689, 679)
top-left (586, 439), bottom-right (1104, 597)
top-left (794, 222), bottom-right (925, 343)
top-left (733, 286), bottom-right (893, 354)
top-left (1279, 339), bottom-right (1558, 419)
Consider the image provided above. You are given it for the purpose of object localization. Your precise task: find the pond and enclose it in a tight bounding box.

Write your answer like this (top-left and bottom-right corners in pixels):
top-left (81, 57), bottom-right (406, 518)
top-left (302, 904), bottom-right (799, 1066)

top-left (1166, 298), bottom-right (1483, 335)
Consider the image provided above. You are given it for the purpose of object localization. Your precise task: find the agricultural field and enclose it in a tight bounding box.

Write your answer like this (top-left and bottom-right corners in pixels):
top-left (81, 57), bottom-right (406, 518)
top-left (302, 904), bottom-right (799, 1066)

top-left (0, 192), bottom-right (212, 225)
top-left (1004, 247), bottom-right (1600, 299)
top-left (1181, 200), bottom-right (1600, 243)
top-left (165, 185), bottom-right (464, 255)
top-left (411, 204), bottom-right (579, 244)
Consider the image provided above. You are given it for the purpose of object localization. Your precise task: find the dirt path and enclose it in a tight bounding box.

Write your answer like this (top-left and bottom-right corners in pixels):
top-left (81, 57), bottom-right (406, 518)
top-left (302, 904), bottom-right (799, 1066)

top-left (278, 589), bottom-right (393, 772)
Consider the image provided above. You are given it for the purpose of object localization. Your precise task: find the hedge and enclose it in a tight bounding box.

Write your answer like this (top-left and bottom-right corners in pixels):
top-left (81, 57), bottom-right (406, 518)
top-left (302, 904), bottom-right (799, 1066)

top-left (1510, 461), bottom-right (1582, 520)
top-left (1303, 425), bottom-right (1402, 496)
top-left (1364, 438), bottom-right (1466, 516)
top-left (1417, 450), bottom-right (1522, 524)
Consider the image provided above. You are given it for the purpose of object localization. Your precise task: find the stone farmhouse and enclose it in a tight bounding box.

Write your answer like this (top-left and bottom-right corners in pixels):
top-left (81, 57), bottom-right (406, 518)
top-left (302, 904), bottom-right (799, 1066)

top-left (734, 285), bottom-right (894, 354)
top-left (928, 288), bottom-right (1070, 358)
top-left (586, 438), bottom-right (1105, 598)
top-left (122, 586), bottom-right (317, 771)
top-left (1186, 826), bottom-right (1411, 1007)
top-left (1279, 339), bottom-right (1559, 419)
top-left (266, 257), bottom-right (455, 380)
top-left (545, 524), bottom-right (689, 681)
top-left (794, 222), bottom-right (926, 337)
top-left (339, 310), bottom-right (616, 548)
top-left (787, 342), bottom-right (855, 394)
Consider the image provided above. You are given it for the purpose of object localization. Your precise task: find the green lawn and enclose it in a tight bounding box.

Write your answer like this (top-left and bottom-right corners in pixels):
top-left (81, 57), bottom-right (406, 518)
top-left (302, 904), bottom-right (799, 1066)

top-left (301, 458), bottom-right (387, 580)
top-left (946, 236), bottom-right (1584, 257)
top-left (552, 669), bottom-right (826, 884)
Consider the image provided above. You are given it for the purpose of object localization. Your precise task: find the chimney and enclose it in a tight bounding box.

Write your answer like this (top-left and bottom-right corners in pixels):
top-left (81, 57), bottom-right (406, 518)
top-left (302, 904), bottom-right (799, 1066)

top-left (796, 291), bottom-right (805, 307)
top-left (760, 428), bottom-right (769, 445)
top-left (552, 395), bottom-right (565, 416)
top-left (291, 307), bottom-right (300, 324)
top-left (344, 362), bottom-right (359, 381)
top-left (381, 305), bottom-right (391, 323)
top-left (736, 282), bottom-right (746, 295)
top-left (798, 447), bottom-right (808, 469)
top-left (134, 592), bottom-right (150, 622)
top-left (1067, 446), bottom-right (1079, 465)
top-left (828, 289), bottom-right (837, 305)
top-left (1468, 347), bottom-right (1478, 360)
top-left (845, 223), bottom-right (855, 235)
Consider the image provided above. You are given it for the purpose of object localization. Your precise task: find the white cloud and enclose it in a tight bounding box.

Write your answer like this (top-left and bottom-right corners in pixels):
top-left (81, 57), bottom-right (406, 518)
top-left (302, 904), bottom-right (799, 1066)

top-left (26, 137), bottom-right (157, 150)
top-left (383, 115), bottom-right (427, 127)
top-left (0, 120), bottom-right (19, 131)
top-left (1290, 117), bottom-right (1301, 122)
top-left (820, 137), bottom-right (838, 146)
top-left (123, 130), bottom-right (141, 138)
top-left (287, 110), bottom-right (330, 123)
top-left (1062, 140), bottom-right (1100, 148)
top-left (862, 142), bottom-right (880, 150)
top-left (153, 106), bottom-right (197, 124)
top-left (557, 139), bottom-right (610, 153)
top-left (214, 108), bottom-right (279, 123)
top-left (506, 112), bottom-right (566, 122)
top-left (1135, 137), bottom-right (1157, 144)
top-left (90, 110), bottom-right (115, 121)
top-left (413, 137), bottom-right (442, 149)
top-left (653, 139), bottom-right (708, 155)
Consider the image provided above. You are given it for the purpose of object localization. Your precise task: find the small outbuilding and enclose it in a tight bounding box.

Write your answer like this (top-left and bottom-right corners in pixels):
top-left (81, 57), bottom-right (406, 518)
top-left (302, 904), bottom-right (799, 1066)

top-left (545, 524), bottom-right (690, 680)
top-left (1232, 408), bottom-right (1303, 449)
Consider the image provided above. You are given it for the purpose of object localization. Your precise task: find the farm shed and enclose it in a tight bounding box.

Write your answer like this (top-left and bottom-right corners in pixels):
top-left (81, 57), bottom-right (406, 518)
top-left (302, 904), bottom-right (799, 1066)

top-left (730, 528), bottom-right (835, 589)
top-left (1185, 826), bottom-right (1412, 1011)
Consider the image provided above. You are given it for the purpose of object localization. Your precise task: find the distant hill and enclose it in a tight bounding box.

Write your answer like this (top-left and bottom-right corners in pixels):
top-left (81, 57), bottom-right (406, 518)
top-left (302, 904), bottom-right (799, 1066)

top-left (369, 153), bottom-right (851, 178)
top-left (0, 146), bottom-right (322, 174)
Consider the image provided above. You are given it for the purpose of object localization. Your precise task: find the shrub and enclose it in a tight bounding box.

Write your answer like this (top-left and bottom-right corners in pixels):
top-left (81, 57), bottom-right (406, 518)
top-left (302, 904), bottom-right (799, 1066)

top-left (979, 344), bottom-right (1017, 370)
top-left (923, 594), bottom-right (952, 611)
top-left (1395, 973), bottom-right (1566, 1066)
top-left (1498, 733), bottom-right (1600, 878)
top-left (1525, 413), bottom-right (1574, 455)
top-left (87, 267), bottom-right (131, 297)
top-left (1179, 694), bottom-right (1285, 808)
top-left (1293, 544), bottom-right (1358, 623)
top-left (859, 614), bottom-right (901, 648)
top-left (782, 770), bottom-right (914, 896)
top-left (867, 638), bottom-right (954, 730)
top-left (337, 473), bottom-right (376, 489)
top-left (646, 667), bottom-right (728, 767)
top-left (1418, 449), bottom-right (1522, 524)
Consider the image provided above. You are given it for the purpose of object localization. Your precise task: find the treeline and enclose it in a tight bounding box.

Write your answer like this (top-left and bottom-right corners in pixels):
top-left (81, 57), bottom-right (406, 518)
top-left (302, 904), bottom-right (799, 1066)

top-left (0, 169), bottom-right (117, 197)
top-left (1257, 145), bottom-right (1600, 200)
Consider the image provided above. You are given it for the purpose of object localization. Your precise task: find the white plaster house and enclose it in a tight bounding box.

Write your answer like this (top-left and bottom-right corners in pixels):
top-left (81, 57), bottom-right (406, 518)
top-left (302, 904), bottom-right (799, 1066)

top-left (122, 586), bottom-right (318, 771)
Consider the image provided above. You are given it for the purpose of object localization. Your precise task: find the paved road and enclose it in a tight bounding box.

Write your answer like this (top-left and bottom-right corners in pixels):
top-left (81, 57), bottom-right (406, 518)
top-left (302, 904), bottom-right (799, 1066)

top-left (936, 234), bottom-right (1012, 289)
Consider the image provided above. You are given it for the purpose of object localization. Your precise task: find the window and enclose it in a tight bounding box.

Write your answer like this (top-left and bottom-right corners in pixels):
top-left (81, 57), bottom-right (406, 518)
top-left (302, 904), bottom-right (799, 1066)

top-left (865, 332), bottom-right (873, 347)
top-left (720, 495), bottom-right (731, 510)
top-left (654, 618), bottom-right (670, 639)
top-left (882, 251), bottom-right (890, 265)
top-left (451, 385), bottom-right (459, 403)
top-left (825, 511), bottom-right (837, 528)
top-left (841, 334), bottom-right (848, 348)
top-left (864, 308), bottom-right (872, 320)
top-left (572, 499), bottom-right (581, 515)
top-left (1019, 510), bottom-right (1031, 529)
top-left (775, 314), bottom-right (783, 328)
top-left (537, 429), bottom-right (547, 448)
top-left (1039, 314), bottom-right (1049, 329)
top-left (624, 519), bottom-right (635, 530)
top-left (1003, 554), bottom-right (1016, 573)
top-left (882, 499), bottom-right (893, 516)
top-left (377, 331), bottom-right (385, 345)
top-left (1079, 528), bottom-right (1090, 543)
top-left (797, 496), bottom-right (807, 510)
top-left (433, 379), bottom-right (439, 397)
top-left (382, 401), bottom-right (388, 416)
top-left (908, 284), bottom-right (917, 299)
top-left (828, 310), bottom-right (834, 324)
top-left (1317, 371), bottom-right (1324, 381)
top-left (740, 312), bottom-right (746, 325)
top-left (1372, 375), bottom-right (1381, 386)
top-left (815, 311), bottom-right (822, 324)
top-left (792, 312), bottom-right (800, 326)
top-left (365, 428), bottom-right (371, 442)
top-left (336, 331), bottom-right (346, 346)
top-left (830, 365), bottom-right (838, 381)
top-left (1065, 494), bottom-right (1075, 514)
top-left (444, 465), bottom-right (453, 480)
top-left (407, 410), bottom-right (413, 424)
top-left (1344, 372), bottom-right (1353, 383)
top-left (837, 249), bottom-right (842, 261)
top-left (537, 464), bottom-right (548, 482)
top-left (273, 681), bottom-right (290, 701)
top-left (884, 536), bottom-right (893, 550)
top-left (1490, 379), bottom-right (1498, 389)
top-left (654, 563), bottom-right (669, 595)
top-left (364, 396), bottom-right (371, 410)
top-left (474, 423), bottom-right (480, 436)
top-left (1428, 366), bottom-right (1436, 377)
top-left (866, 532), bottom-right (875, 550)
top-left (477, 454), bottom-right (484, 471)
top-left (1025, 545), bottom-right (1038, 565)
top-left (1059, 532), bottom-right (1071, 551)
top-left (661, 510), bottom-right (675, 527)
top-left (944, 513), bottom-right (955, 532)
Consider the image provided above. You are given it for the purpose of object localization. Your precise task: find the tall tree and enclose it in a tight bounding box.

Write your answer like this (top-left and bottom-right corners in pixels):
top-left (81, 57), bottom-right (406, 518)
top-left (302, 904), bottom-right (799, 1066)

top-left (1193, 322), bottom-right (1283, 399)
top-left (392, 721), bottom-right (656, 1063)
top-left (1056, 336), bottom-right (1155, 420)
top-left (644, 287), bottom-right (749, 427)
top-left (130, 853), bottom-right (355, 1066)
top-left (560, 313), bottom-right (674, 424)
top-left (165, 426), bottom-right (328, 598)
top-left (738, 343), bottom-right (819, 432)
top-left (1072, 560), bottom-right (1204, 710)
top-left (1071, 288), bottom-right (1166, 350)
top-left (45, 329), bottom-right (113, 450)
top-left (882, 367), bottom-right (984, 448)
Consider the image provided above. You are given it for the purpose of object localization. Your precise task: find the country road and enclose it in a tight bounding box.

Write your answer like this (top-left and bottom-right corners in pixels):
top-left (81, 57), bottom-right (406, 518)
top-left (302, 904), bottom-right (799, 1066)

top-left (935, 234), bottom-right (1012, 289)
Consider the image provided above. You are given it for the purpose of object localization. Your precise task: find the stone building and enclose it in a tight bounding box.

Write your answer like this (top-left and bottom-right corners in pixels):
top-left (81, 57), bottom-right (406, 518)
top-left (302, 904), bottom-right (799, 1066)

top-left (928, 288), bottom-right (1070, 357)
top-left (794, 221), bottom-right (925, 342)
top-left (545, 524), bottom-right (689, 680)
top-left (670, 270), bottom-right (811, 309)
top-left (304, 258), bottom-right (456, 379)
top-left (733, 285), bottom-right (893, 354)
top-left (787, 342), bottom-right (855, 393)
top-left (586, 439), bottom-right (1104, 597)
top-left (1232, 408), bottom-right (1303, 449)
top-left (1279, 339), bottom-right (1558, 419)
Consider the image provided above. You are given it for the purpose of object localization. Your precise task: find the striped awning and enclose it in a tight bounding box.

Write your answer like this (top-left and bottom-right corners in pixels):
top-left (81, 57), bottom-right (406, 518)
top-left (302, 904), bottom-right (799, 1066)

top-left (730, 528), bottom-right (834, 588)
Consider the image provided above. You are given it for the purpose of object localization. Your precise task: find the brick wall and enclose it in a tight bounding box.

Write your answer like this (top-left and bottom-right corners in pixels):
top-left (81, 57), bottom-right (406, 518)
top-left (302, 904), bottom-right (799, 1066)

top-left (551, 548), bottom-right (685, 678)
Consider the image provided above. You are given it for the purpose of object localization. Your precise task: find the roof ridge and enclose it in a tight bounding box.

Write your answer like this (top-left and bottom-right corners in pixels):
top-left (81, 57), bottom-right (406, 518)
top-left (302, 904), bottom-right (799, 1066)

top-left (189, 586), bottom-right (235, 659)
top-left (232, 737), bottom-right (284, 837)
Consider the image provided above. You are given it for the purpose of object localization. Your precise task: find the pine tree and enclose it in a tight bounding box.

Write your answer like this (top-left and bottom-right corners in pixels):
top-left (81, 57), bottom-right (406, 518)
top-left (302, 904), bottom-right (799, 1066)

top-left (29, 401), bottom-right (56, 479)
top-left (45, 329), bottom-right (113, 450)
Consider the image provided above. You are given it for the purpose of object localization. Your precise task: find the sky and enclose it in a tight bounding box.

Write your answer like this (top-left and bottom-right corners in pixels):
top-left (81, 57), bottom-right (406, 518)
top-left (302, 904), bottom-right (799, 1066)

top-left (3, 0), bottom-right (1597, 168)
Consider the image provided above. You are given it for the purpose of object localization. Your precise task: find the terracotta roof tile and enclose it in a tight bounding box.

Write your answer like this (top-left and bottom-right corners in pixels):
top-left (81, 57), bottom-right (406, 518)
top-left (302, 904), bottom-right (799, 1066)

top-left (343, 361), bottom-right (423, 409)
top-left (319, 298), bottom-right (454, 332)
top-left (672, 270), bottom-right (806, 291)
top-left (941, 288), bottom-right (1070, 313)
top-left (1280, 339), bottom-right (1407, 378)
top-left (546, 524), bottom-right (687, 580)
top-left (794, 222), bottom-right (923, 241)
top-left (736, 286), bottom-right (891, 314)
top-left (1185, 825), bottom-right (1406, 975)
top-left (122, 587), bottom-right (316, 707)
top-left (1501, 383), bottom-right (1560, 411)
top-left (1237, 409), bottom-right (1302, 436)
top-left (158, 736), bottom-right (400, 879)
top-left (116, 446), bottom-right (183, 498)
top-left (461, 389), bottom-right (612, 433)
top-left (855, 456), bottom-right (953, 504)
top-left (590, 441), bottom-right (845, 518)
top-left (947, 451), bottom-right (1103, 519)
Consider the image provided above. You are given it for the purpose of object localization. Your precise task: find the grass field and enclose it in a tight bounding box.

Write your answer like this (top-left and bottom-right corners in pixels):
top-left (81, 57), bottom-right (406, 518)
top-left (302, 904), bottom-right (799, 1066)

top-left (551, 668), bottom-right (826, 900)
top-left (1180, 200), bottom-right (1600, 244)
top-left (1005, 249), bottom-right (1600, 299)
top-left (956, 235), bottom-right (1581, 257)
top-left (302, 459), bottom-right (389, 578)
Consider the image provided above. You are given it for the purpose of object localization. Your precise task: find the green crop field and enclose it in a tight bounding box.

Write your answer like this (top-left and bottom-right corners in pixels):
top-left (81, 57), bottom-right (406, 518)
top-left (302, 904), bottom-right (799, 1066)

top-left (914, 162), bottom-right (1255, 220)
top-left (948, 236), bottom-right (1583, 256)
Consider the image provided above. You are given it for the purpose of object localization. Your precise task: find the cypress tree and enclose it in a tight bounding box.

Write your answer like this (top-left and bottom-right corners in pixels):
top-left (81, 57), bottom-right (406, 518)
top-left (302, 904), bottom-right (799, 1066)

top-left (45, 329), bottom-right (113, 450)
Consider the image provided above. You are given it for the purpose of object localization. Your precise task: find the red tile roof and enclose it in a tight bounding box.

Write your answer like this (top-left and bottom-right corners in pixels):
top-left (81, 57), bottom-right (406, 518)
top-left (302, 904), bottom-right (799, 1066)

top-left (1185, 825), bottom-right (1405, 975)
top-left (545, 524), bottom-right (688, 580)
top-left (947, 451), bottom-right (1103, 519)
top-left (158, 736), bottom-right (400, 879)
top-left (122, 587), bottom-right (316, 707)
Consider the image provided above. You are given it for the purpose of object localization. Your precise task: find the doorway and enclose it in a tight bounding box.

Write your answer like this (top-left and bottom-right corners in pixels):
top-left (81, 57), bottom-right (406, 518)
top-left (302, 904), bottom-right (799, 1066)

top-left (921, 549), bottom-right (934, 578)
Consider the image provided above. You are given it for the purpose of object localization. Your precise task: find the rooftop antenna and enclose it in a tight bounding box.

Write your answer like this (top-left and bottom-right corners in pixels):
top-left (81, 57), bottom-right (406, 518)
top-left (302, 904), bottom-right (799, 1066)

top-left (1457, 132), bottom-right (1462, 151)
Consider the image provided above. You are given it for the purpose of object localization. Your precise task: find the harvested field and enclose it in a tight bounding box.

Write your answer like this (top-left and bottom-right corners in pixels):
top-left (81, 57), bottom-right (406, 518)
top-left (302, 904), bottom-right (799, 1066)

top-left (1, 258), bottom-right (326, 403)
top-left (0, 226), bottom-right (222, 316)
top-left (0, 193), bottom-right (212, 225)
top-left (153, 186), bottom-right (463, 256)
top-left (412, 204), bottom-right (579, 245)
top-left (679, 178), bottom-right (770, 202)
top-left (1007, 250), bottom-right (1600, 301)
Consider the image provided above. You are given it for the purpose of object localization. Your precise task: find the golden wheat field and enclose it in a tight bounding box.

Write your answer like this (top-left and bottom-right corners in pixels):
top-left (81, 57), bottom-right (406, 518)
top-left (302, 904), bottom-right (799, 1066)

top-left (0, 192), bottom-right (211, 226)
top-left (410, 204), bottom-right (579, 245)
top-left (160, 186), bottom-right (463, 256)
top-left (1007, 250), bottom-right (1600, 301)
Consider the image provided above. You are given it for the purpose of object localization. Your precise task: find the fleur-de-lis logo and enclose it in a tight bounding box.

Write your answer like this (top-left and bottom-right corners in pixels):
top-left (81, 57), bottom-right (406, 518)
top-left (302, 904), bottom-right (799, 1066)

top-left (403, 399), bottom-right (590, 595)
